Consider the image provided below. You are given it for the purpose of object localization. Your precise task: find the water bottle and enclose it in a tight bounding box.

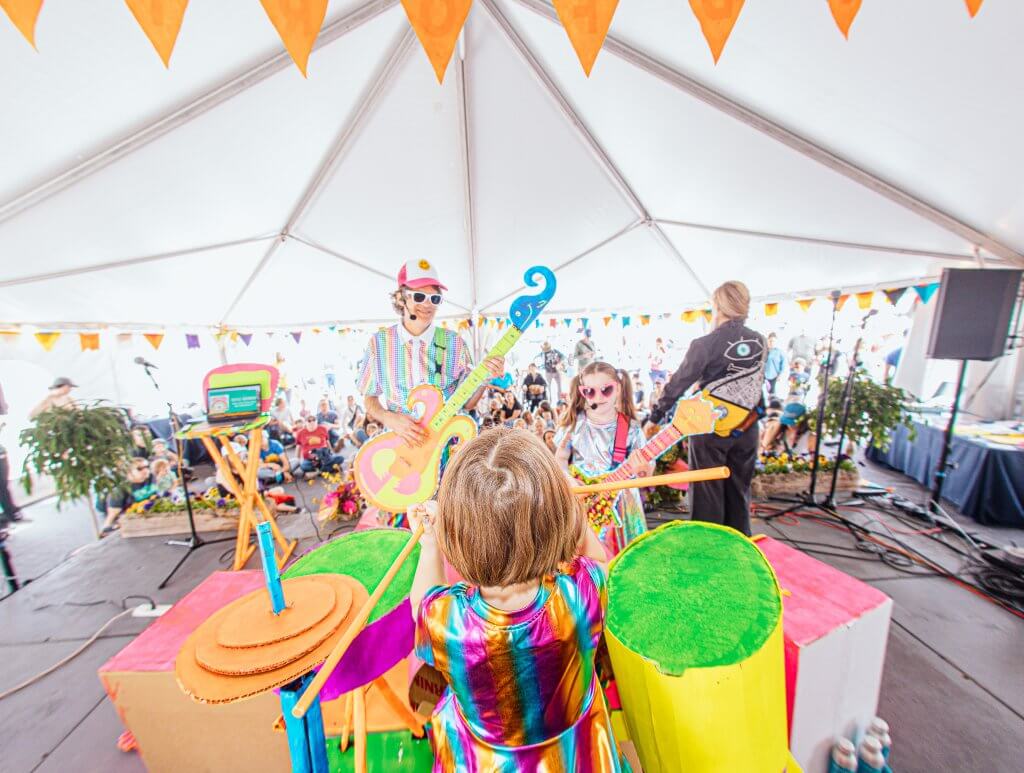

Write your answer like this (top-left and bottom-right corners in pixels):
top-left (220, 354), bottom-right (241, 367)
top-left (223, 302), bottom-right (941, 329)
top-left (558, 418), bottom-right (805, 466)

top-left (857, 735), bottom-right (886, 773)
top-left (828, 738), bottom-right (858, 772)
top-left (866, 717), bottom-right (892, 765)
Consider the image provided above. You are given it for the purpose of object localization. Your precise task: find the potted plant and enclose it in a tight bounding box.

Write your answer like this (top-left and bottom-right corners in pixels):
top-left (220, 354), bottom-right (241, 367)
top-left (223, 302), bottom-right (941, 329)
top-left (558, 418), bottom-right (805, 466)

top-left (118, 488), bottom-right (242, 539)
top-left (810, 371), bottom-right (916, 451)
top-left (19, 403), bottom-right (136, 537)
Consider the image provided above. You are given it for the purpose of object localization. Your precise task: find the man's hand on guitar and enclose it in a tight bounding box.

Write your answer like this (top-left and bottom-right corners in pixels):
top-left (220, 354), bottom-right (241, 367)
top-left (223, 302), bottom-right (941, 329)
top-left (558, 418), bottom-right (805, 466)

top-left (386, 412), bottom-right (429, 447)
top-left (642, 421), bottom-right (660, 439)
top-left (483, 356), bottom-right (504, 379)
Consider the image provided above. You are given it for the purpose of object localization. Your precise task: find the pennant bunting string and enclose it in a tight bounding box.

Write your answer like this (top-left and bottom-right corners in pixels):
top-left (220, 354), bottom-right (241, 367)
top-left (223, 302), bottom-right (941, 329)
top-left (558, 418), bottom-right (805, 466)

top-left (259, 0), bottom-right (328, 77)
top-left (552, 0), bottom-right (619, 76)
top-left (125, 0), bottom-right (190, 67)
top-left (400, 0), bottom-right (473, 83)
top-left (0, 0), bottom-right (44, 47)
top-left (688, 0), bottom-right (745, 63)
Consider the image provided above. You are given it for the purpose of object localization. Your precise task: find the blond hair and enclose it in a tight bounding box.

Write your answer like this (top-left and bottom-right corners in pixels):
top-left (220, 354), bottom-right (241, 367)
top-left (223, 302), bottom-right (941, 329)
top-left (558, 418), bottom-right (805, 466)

top-left (712, 280), bottom-right (751, 322)
top-left (436, 428), bottom-right (583, 586)
top-left (559, 361), bottom-right (638, 429)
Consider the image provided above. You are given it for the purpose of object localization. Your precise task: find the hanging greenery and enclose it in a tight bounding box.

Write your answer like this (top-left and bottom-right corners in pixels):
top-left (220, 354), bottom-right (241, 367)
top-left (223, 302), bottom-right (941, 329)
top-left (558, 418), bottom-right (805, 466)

top-left (20, 403), bottom-right (136, 506)
top-left (809, 371), bottom-right (916, 451)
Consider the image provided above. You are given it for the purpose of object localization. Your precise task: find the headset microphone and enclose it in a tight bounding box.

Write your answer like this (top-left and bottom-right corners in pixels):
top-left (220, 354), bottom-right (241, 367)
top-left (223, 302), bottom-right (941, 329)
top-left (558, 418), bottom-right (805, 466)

top-left (409, 314), bottom-right (417, 321)
top-left (590, 403), bottom-right (599, 410)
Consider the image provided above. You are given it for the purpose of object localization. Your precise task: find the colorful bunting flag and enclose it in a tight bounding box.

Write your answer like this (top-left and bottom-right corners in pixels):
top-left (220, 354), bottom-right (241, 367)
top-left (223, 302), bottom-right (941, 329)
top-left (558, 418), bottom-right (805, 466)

top-left (855, 291), bottom-right (874, 310)
top-left (549, 318), bottom-right (557, 328)
top-left (682, 310), bottom-right (700, 323)
top-left (259, 0), bottom-right (328, 77)
top-left (144, 333), bottom-right (164, 350)
top-left (914, 282), bottom-right (940, 304)
top-left (0, 331), bottom-right (19, 344)
top-left (0, 0), bottom-right (44, 48)
top-left (701, 309), bottom-right (713, 323)
top-left (117, 333), bottom-right (133, 345)
top-left (828, 0), bottom-right (862, 38)
top-left (603, 316), bottom-right (612, 327)
top-left (883, 287), bottom-right (908, 306)
top-left (400, 0), bottom-right (473, 83)
top-left (229, 330), bottom-right (239, 344)
top-left (622, 316), bottom-right (631, 328)
top-left (34, 332), bottom-right (60, 351)
top-left (312, 327), bottom-right (322, 334)
top-left (688, 0), bottom-right (745, 63)
top-left (581, 318), bottom-right (589, 329)
top-left (79, 333), bottom-right (100, 352)
top-left (835, 294), bottom-right (850, 311)
top-left (552, 0), bottom-right (619, 76)
top-left (186, 334), bottom-right (200, 349)
top-left (640, 315), bottom-right (651, 326)
top-left (797, 298), bottom-right (815, 312)
top-left (239, 333), bottom-right (253, 347)
top-left (563, 318), bottom-right (572, 328)
top-left (764, 302), bottom-right (778, 317)
top-left (125, 0), bottom-right (189, 67)
top-left (965, 0), bottom-right (984, 18)
top-left (290, 331), bottom-right (302, 344)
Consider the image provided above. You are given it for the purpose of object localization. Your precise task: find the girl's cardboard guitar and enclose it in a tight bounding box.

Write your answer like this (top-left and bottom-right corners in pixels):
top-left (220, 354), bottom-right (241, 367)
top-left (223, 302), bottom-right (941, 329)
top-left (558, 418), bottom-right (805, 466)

top-left (354, 266), bottom-right (556, 513)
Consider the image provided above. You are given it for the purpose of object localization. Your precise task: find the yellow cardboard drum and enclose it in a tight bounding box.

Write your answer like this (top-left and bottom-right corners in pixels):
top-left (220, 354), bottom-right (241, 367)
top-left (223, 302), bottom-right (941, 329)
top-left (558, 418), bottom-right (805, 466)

top-left (606, 522), bottom-right (792, 773)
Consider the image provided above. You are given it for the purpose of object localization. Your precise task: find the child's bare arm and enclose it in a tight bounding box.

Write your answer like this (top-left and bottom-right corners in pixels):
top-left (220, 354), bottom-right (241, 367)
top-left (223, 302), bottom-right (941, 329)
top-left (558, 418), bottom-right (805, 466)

top-left (408, 502), bottom-right (445, 621)
top-left (577, 515), bottom-right (608, 569)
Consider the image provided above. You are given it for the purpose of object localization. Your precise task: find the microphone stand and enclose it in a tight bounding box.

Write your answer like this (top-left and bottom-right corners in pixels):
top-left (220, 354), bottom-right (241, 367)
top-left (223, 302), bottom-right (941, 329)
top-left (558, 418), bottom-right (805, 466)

top-left (825, 310), bottom-right (874, 507)
top-left (139, 362), bottom-right (233, 589)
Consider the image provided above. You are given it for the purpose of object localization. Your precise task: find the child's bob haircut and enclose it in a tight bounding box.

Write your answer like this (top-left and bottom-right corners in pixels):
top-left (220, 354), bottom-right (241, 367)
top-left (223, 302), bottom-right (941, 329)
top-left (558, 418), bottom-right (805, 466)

top-left (436, 428), bottom-right (583, 587)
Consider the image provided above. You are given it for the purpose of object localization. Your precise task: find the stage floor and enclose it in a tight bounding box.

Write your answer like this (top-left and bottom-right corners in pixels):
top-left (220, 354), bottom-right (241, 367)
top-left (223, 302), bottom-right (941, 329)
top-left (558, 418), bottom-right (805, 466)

top-left (2, 459), bottom-right (1022, 773)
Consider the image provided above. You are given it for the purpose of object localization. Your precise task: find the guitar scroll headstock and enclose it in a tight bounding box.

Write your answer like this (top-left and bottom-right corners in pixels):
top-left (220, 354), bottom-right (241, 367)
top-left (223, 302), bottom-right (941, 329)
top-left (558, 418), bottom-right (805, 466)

top-left (670, 396), bottom-right (717, 437)
top-left (509, 266), bottom-right (556, 331)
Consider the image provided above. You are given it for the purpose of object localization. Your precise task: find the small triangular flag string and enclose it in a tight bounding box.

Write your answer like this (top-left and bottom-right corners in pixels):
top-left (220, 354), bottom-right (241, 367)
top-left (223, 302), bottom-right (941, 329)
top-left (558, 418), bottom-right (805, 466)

top-left (764, 302), bottom-right (778, 317)
top-left (259, 0), bottom-right (328, 76)
top-left (552, 0), bottom-right (619, 76)
top-left (682, 310), bottom-right (700, 323)
top-left (0, 0), bottom-right (44, 48)
top-left (884, 287), bottom-right (908, 306)
top-left (914, 282), bottom-right (940, 304)
top-left (79, 333), bottom-right (100, 352)
top-left (855, 291), bottom-right (874, 310)
top-left (797, 298), bottom-right (815, 312)
top-left (640, 315), bottom-right (651, 326)
top-left (144, 333), bottom-right (164, 350)
top-left (34, 332), bottom-right (60, 351)
top-left (701, 309), bottom-right (713, 323)
top-left (622, 316), bottom-right (631, 328)
top-left (401, 0), bottom-right (473, 83)
top-left (688, 0), bottom-right (745, 64)
top-left (291, 331), bottom-right (302, 344)
top-left (186, 334), bottom-right (200, 349)
top-left (828, 0), bottom-right (862, 39)
top-left (125, 0), bottom-right (190, 67)
top-left (965, 0), bottom-right (984, 18)
top-left (239, 333), bottom-right (253, 347)
top-left (835, 294), bottom-right (850, 311)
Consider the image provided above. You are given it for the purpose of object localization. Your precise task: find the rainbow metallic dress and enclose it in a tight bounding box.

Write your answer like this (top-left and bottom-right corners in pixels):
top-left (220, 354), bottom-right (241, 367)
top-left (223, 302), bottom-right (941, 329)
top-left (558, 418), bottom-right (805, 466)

top-left (415, 557), bottom-right (628, 772)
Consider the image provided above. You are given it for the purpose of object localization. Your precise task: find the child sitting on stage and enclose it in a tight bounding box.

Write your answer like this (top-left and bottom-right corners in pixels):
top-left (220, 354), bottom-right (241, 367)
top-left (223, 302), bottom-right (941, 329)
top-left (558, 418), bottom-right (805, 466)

top-left (556, 362), bottom-right (651, 555)
top-left (408, 429), bottom-right (627, 772)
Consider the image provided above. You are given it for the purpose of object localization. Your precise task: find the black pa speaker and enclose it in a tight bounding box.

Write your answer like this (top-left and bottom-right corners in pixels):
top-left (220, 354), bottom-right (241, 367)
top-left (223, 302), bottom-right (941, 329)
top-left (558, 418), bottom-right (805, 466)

top-left (927, 268), bottom-right (1022, 361)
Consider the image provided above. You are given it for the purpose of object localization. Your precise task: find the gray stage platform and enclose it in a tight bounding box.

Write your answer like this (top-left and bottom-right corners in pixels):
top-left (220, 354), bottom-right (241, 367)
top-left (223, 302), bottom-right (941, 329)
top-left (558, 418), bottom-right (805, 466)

top-left (1, 461), bottom-right (1022, 772)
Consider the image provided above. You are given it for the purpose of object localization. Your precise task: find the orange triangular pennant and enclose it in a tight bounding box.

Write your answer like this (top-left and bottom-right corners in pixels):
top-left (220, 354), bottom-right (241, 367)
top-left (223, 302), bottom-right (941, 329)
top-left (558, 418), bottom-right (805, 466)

top-left (965, 0), bottom-right (984, 18)
top-left (552, 0), bottom-right (619, 76)
top-left (0, 0), bottom-right (44, 48)
top-left (144, 333), bottom-right (164, 350)
top-left (836, 294), bottom-right (850, 311)
top-left (855, 291), bottom-right (874, 310)
top-left (682, 309), bottom-right (701, 323)
top-left (401, 0), bottom-right (473, 83)
top-left (79, 333), bottom-right (100, 351)
top-left (688, 0), bottom-right (745, 64)
top-left (260, 0), bottom-right (328, 77)
top-left (797, 298), bottom-right (815, 312)
top-left (828, 0), bottom-right (862, 39)
top-left (124, 0), bottom-right (189, 67)
top-left (34, 332), bottom-right (60, 351)
top-left (764, 302), bottom-right (779, 317)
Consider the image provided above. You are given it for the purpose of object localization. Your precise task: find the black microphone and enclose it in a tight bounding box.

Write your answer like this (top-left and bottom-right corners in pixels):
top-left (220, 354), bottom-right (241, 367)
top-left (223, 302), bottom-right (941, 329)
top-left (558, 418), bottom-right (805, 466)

top-left (590, 403), bottom-right (599, 410)
top-left (409, 314), bottom-right (417, 321)
top-left (134, 356), bottom-right (158, 369)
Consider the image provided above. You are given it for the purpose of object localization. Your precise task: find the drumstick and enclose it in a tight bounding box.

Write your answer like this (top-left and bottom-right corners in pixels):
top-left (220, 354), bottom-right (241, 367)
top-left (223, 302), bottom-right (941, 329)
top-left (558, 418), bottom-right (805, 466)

top-left (292, 521), bottom-right (426, 718)
top-left (570, 466), bottom-right (730, 495)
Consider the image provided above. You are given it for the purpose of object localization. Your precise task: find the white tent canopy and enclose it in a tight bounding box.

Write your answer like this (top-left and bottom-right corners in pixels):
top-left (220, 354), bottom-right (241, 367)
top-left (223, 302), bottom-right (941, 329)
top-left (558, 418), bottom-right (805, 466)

top-left (1, 0), bottom-right (1022, 328)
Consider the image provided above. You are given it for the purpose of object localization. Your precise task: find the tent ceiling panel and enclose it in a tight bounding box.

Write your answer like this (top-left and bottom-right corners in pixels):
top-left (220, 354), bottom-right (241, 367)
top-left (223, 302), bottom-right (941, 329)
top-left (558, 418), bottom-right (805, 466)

top-left (482, 224), bottom-right (705, 315)
top-left (0, 239), bottom-right (267, 326)
top-left (296, 36), bottom-right (474, 309)
top-left (0, 0), bottom-right (376, 204)
top-left (499, 0), bottom-right (979, 258)
top-left (658, 222), bottom-right (950, 301)
top-left (0, 9), bottom-right (406, 283)
top-left (225, 236), bottom-right (401, 327)
top-left (467, 7), bottom-right (638, 311)
top-left (600, 0), bottom-right (1024, 255)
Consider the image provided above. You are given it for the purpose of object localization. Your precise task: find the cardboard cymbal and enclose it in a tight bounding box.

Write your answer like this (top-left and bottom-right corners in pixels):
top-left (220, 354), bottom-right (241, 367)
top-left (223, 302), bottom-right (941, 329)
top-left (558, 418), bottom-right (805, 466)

top-left (176, 574), bottom-right (368, 704)
top-left (216, 576), bottom-right (340, 649)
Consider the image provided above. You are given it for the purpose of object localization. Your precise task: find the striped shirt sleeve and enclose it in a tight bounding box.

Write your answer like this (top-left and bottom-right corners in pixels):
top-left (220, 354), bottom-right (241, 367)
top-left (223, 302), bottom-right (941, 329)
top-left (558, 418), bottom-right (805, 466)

top-left (356, 335), bottom-right (382, 398)
top-left (453, 333), bottom-right (473, 383)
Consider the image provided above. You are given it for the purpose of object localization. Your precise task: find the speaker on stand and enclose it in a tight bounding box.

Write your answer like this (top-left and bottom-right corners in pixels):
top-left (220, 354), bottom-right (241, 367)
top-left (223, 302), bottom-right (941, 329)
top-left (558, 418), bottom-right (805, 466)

top-left (926, 268), bottom-right (1023, 515)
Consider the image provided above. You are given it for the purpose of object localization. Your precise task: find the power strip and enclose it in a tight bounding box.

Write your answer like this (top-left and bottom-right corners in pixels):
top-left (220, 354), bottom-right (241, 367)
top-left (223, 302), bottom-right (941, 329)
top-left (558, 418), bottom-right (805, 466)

top-left (132, 603), bottom-right (172, 618)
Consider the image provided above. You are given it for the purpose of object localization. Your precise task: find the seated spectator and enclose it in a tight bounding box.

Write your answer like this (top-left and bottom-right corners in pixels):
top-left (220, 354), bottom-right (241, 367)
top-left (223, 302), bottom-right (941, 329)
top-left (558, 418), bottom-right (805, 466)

top-left (295, 414), bottom-right (344, 474)
top-left (787, 358), bottom-right (810, 401)
top-left (760, 398), bottom-right (785, 454)
top-left (521, 363), bottom-right (547, 411)
top-left (479, 416), bottom-right (497, 431)
top-left (536, 401), bottom-right (555, 428)
top-left (512, 418), bottom-right (528, 431)
top-left (297, 399), bottom-right (311, 420)
top-left (340, 395), bottom-right (365, 449)
top-left (150, 457), bottom-right (178, 495)
top-left (522, 411), bottom-right (533, 427)
top-left (315, 397), bottom-right (342, 449)
top-left (542, 429), bottom-right (557, 454)
top-left (104, 458), bottom-right (159, 534)
top-left (532, 417), bottom-right (547, 436)
top-left (353, 419), bottom-right (381, 448)
top-left (130, 425), bottom-right (152, 459)
top-left (259, 434), bottom-right (300, 485)
top-left (499, 391), bottom-right (522, 423)
top-left (632, 372), bottom-right (645, 411)
top-left (149, 437), bottom-right (178, 466)
top-left (268, 396), bottom-right (296, 446)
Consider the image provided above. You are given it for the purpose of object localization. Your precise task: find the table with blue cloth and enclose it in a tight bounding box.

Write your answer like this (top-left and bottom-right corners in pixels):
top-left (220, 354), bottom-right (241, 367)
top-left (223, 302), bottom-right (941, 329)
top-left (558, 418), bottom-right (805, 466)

top-left (867, 417), bottom-right (1024, 527)
top-left (142, 415), bottom-right (210, 466)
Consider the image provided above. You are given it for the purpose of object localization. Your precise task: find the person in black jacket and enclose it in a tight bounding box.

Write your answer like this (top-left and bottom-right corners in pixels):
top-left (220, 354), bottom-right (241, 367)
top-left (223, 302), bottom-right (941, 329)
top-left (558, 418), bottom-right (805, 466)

top-left (646, 281), bottom-right (766, 535)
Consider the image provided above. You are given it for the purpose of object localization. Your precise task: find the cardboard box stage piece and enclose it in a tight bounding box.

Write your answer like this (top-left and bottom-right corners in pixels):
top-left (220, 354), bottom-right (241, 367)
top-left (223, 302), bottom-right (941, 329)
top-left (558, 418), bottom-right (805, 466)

top-left (756, 536), bottom-right (893, 773)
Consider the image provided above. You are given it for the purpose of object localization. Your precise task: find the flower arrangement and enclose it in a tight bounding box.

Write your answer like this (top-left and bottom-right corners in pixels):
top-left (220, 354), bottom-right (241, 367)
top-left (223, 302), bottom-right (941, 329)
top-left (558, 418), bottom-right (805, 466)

top-left (124, 487), bottom-right (240, 517)
top-left (755, 452), bottom-right (857, 476)
top-left (316, 470), bottom-right (366, 523)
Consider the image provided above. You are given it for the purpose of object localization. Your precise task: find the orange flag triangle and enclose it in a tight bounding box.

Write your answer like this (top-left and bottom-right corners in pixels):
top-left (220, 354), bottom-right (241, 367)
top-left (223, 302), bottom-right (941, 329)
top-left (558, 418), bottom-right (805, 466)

top-left (401, 0), bottom-right (472, 83)
top-left (855, 291), bottom-right (874, 310)
top-left (125, 0), bottom-right (190, 67)
top-left (260, 0), bottom-right (328, 77)
top-left (34, 332), bottom-right (60, 352)
top-left (552, 0), bottom-right (619, 76)
top-left (144, 333), bottom-right (164, 350)
top-left (1, 0), bottom-right (44, 47)
top-left (828, 0), bottom-right (862, 39)
top-left (797, 298), bottom-right (815, 312)
top-left (682, 310), bottom-right (700, 323)
top-left (965, 0), bottom-right (984, 18)
top-left (79, 333), bottom-right (100, 351)
top-left (764, 302), bottom-right (779, 317)
top-left (836, 294), bottom-right (850, 311)
top-left (688, 0), bottom-right (745, 64)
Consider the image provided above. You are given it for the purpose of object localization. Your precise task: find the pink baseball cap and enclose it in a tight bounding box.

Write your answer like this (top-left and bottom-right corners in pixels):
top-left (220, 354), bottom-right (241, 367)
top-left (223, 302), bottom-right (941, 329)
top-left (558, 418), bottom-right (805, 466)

top-left (397, 259), bottom-right (447, 292)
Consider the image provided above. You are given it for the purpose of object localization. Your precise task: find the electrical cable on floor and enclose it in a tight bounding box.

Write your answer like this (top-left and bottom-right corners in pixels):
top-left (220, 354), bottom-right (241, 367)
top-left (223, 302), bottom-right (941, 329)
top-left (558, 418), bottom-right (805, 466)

top-left (0, 596), bottom-right (155, 702)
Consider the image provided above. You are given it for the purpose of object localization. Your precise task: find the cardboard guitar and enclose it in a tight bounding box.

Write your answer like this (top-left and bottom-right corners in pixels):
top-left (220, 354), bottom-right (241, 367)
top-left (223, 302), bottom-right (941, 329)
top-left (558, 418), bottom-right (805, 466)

top-left (571, 396), bottom-right (716, 529)
top-left (354, 266), bottom-right (556, 513)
